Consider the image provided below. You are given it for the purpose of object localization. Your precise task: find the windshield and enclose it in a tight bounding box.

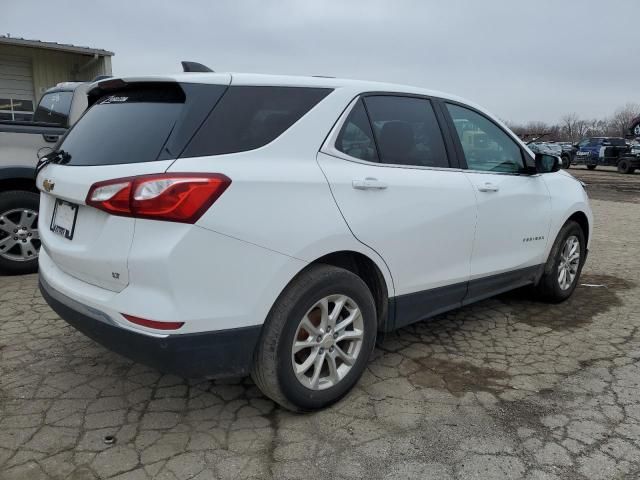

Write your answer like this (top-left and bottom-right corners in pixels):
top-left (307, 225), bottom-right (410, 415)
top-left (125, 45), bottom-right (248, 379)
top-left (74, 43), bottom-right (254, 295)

top-left (33, 91), bottom-right (73, 126)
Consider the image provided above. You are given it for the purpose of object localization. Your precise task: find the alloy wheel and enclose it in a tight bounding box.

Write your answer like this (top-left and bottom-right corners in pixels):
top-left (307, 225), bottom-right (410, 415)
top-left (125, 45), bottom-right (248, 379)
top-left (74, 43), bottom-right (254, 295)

top-left (0, 208), bottom-right (40, 262)
top-left (291, 294), bottom-right (364, 390)
top-left (557, 235), bottom-right (580, 290)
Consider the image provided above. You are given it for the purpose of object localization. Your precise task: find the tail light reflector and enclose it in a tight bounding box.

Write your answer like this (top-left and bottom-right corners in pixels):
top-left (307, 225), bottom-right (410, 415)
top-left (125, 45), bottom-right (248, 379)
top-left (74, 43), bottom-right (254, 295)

top-left (122, 313), bottom-right (184, 331)
top-left (86, 173), bottom-right (230, 223)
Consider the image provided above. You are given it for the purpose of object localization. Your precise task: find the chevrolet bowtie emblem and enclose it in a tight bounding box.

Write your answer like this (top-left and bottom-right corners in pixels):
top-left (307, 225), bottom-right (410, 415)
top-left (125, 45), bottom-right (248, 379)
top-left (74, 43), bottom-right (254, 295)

top-left (43, 179), bottom-right (55, 192)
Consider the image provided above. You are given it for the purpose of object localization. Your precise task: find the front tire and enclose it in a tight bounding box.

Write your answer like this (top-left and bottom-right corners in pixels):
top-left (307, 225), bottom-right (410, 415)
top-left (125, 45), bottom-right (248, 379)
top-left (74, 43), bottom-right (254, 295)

top-left (561, 155), bottom-right (571, 169)
top-left (535, 221), bottom-right (586, 303)
top-left (587, 165), bottom-right (597, 170)
top-left (252, 264), bottom-right (377, 411)
top-left (0, 190), bottom-right (40, 275)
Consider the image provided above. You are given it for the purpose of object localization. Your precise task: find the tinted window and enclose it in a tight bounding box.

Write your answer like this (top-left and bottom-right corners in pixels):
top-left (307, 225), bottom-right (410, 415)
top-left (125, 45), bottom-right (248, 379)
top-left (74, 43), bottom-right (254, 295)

top-left (335, 99), bottom-right (378, 162)
top-left (363, 96), bottom-right (449, 168)
top-left (447, 103), bottom-right (524, 173)
top-left (33, 92), bottom-right (73, 126)
top-left (58, 87), bottom-right (184, 166)
top-left (183, 86), bottom-right (332, 157)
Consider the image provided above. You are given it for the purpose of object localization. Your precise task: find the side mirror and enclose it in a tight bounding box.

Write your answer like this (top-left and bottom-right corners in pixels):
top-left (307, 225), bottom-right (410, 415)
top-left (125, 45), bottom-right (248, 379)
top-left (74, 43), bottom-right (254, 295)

top-left (535, 153), bottom-right (561, 173)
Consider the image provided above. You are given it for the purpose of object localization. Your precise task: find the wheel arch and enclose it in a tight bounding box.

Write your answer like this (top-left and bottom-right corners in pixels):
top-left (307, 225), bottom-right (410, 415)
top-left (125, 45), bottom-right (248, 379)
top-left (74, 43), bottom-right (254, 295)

top-left (294, 250), bottom-right (393, 331)
top-left (0, 167), bottom-right (38, 194)
top-left (566, 210), bottom-right (590, 246)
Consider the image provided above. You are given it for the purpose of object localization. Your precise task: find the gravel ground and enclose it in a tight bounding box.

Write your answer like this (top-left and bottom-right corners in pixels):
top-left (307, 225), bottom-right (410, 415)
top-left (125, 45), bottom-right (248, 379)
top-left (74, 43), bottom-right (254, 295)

top-left (1, 167), bottom-right (639, 480)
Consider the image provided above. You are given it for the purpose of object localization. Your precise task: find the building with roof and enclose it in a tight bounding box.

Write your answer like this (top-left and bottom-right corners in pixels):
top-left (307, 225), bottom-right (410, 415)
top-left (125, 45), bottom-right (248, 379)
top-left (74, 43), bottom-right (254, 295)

top-left (0, 35), bottom-right (113, 121)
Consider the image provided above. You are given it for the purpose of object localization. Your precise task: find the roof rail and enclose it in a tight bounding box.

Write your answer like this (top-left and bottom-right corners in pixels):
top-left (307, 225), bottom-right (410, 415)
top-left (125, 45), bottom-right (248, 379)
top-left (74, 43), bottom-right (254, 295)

top-left (181, 61), bottom-right (213, 73)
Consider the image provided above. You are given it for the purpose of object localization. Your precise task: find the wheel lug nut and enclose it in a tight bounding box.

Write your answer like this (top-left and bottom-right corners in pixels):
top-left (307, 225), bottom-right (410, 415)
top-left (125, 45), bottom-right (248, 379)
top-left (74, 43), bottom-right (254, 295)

top-left (316, 335), bottom-right (322, 342)
top-left (329, 346), bottom-right (334, 353)
top-left (333, 332), bottom-right (338, 339)
top-left (13, 229), bottom-right (17, 233)
top-left (13, 237), bottom-right (17, 240)
top-left (319, 348), bottom-right (324, 354)
top-left (327, 326), bottom-right (331, 332)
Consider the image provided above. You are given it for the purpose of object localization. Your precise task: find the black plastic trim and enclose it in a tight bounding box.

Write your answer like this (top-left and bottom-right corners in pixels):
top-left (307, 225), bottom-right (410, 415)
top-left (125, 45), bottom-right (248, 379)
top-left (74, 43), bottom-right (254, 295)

top-left (463, 265), bottom-right (542, 306)
top-left (39, 278), bottom-right (262, 379)
top-left (391, 281), bottom-right (468, 330)
top-left (385, 264), bottom-right (544, 331)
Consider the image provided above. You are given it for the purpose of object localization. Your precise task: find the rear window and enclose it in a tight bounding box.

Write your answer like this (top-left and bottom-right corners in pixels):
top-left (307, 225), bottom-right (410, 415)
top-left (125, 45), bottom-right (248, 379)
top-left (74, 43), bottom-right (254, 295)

top-left (181, 86), bottom-right (332, 157)
top-left (33, 91), bottom-right (73, 126)
top-left (58, 86), bottom-right (186, 166)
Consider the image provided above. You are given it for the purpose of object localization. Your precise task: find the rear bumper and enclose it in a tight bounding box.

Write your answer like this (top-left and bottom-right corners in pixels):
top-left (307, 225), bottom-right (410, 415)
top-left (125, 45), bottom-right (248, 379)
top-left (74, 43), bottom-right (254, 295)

top-left (39, 276), bottom-right (262, 378)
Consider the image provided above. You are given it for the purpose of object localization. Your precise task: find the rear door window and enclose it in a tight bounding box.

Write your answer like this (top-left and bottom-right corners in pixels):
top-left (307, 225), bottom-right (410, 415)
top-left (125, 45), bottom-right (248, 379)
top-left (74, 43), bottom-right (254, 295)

top-left (335, 99), bottom-right (379, 162)
top-left (182, 86), bottom-right (332, 157)
top-left (363, 95), bottom-right (450, 168)
top-left (33, 92), bottom-right (73, 126)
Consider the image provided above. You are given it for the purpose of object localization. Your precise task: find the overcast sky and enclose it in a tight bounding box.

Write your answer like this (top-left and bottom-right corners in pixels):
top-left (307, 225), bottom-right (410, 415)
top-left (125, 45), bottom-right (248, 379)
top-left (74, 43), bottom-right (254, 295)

top-left (3, 0), bottom-right (638, 123)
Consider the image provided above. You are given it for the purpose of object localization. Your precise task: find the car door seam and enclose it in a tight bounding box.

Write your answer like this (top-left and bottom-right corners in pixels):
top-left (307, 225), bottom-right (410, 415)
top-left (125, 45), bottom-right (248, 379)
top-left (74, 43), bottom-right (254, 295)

top-left (314, 152), bottom-right (397, 297)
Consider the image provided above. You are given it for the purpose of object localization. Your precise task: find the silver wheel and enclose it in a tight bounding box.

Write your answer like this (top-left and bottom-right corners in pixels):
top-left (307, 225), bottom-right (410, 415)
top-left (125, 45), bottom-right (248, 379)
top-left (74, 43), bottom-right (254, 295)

top-left (0, 208), bottom-right (40, 262)
top-left (291, 294), bottom-right (364, 391)
top-left (557, 235), bottom-right (580, 291)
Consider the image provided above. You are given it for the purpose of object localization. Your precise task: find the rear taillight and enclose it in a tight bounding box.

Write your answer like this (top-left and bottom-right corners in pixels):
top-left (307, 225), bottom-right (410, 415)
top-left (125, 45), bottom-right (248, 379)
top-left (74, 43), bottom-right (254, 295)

top-left (86, 173), bottom-right (231, 223)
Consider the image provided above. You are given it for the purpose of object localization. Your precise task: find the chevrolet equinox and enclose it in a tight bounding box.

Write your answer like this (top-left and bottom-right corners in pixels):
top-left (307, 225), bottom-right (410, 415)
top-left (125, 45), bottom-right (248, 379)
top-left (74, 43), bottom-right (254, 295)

top-left (36, 73), bottom-right (592, 411)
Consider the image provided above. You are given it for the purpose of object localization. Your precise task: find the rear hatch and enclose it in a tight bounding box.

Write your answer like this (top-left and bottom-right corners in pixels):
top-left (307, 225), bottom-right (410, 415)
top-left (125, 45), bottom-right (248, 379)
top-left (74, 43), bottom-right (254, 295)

top-left (37, 76), bottom-right (230, 291)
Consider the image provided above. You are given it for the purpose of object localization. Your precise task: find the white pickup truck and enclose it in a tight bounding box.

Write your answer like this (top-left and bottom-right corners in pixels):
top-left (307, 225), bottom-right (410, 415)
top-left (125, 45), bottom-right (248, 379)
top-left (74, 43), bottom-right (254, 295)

top-left (0, 82), bottom-right (91, 274)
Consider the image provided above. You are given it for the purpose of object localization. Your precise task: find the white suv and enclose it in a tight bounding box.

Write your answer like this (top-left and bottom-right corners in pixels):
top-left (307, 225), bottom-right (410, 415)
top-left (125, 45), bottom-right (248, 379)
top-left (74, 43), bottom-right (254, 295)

top-left (37, 73), bottom-right (592, 411)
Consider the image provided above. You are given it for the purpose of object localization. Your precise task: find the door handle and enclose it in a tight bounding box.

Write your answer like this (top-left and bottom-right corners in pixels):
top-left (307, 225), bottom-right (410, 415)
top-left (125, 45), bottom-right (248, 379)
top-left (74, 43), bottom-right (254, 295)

top-left (477, 182), bottom-right (499, 192)
top-left (352, 178), bottom-right (388, 190)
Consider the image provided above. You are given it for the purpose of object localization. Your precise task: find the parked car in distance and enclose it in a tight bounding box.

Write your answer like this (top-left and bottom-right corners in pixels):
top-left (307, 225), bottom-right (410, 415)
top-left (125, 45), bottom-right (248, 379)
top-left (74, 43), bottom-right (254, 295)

top-left (37, 73), bottom-right (592, 411)
top-left (0, 81), bottom-right (92, 274)
top-left (556, 142), bottom-right (577, 168)
top-left (573, 137), bottom-right (636, 172)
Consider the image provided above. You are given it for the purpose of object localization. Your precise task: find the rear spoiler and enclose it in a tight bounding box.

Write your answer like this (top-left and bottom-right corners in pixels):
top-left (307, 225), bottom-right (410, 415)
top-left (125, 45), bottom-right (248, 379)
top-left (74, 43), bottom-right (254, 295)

top-left (86, 78), bottom-right (186, 107)
top-left (87, 62), bottom-right (215, 105)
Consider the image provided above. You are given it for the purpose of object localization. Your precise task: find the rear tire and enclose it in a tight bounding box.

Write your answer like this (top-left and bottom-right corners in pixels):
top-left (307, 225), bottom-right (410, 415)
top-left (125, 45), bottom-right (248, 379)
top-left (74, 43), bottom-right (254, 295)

top-left (535, 221), bottom-right (586, 303)
top-left (617, 159), bottom-right (634, 174)
top-left (0, 190), bottom-right (40, 275)
top-left (561, 155), bottom-right (571, 169)
top-left (252, 264), bottom-right (377, 411)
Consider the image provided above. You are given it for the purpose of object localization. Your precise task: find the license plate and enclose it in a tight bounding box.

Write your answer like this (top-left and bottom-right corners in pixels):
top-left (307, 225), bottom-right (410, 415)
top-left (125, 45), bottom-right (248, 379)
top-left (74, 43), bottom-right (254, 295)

top-left (50, 200), bottom-right (78, 240)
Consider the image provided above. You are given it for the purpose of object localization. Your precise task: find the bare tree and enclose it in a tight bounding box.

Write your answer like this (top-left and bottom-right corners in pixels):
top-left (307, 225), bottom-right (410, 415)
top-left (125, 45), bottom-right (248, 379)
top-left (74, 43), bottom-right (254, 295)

top-left (610, 103), bottom-right (640, 137)
top-left (561, 113), bottom-right (581, 141)
top-left (505, 102), bottom-right (640, 142)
